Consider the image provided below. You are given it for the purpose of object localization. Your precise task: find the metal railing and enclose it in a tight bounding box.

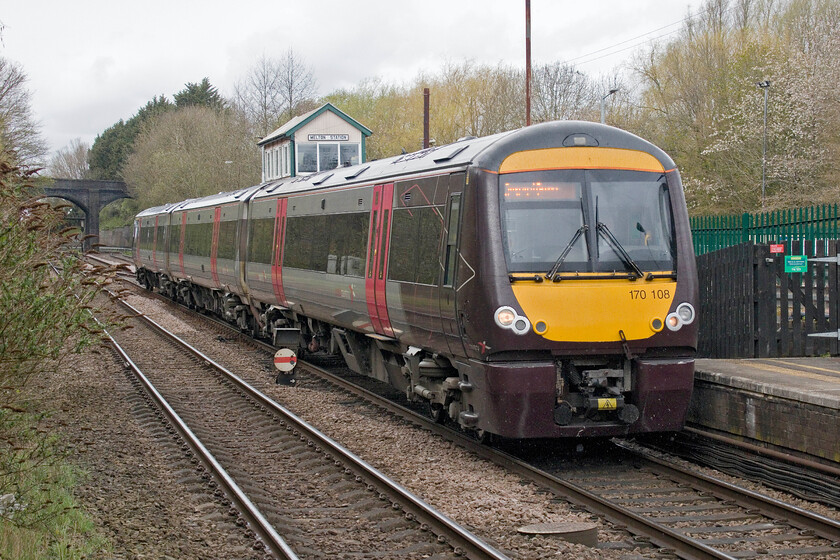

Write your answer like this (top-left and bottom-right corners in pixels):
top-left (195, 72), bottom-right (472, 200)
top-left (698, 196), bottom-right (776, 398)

top-left (691, 204), bottom-right (840, 255)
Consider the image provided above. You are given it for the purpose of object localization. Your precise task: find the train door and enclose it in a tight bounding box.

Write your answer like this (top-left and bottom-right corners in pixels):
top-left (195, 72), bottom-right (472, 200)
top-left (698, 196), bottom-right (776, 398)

top-left (210, 206), bottom-right (221, 287)
top-left (152, 215), bottom-right (159, 270)
top-left (133, 219), bottom-right (140, 263)
top-left (439, 173), bottom-right (466, 356)
top-left (178, 213), bottom-right (186, 277)
top-left (271, 198), bottom-right (288, 306)
top-left (161, 215), bottom-right (170, 275)
top-left (365, 183), bottom-right (395, 337)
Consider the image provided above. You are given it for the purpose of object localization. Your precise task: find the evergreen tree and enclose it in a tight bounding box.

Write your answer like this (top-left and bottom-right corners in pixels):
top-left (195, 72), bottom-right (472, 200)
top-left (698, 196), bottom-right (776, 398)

top-left (174, 78), bottom-right (226, 110)
top-left (88, 95), bottom-right (174, 180)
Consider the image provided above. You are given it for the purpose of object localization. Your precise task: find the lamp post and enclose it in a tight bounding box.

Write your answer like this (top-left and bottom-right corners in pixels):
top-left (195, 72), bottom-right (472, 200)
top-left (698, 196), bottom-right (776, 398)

top-left (600, 88), bottom-right (618, 124)
top-left (525, 0), bottom-right (531, 126)
top-left (757, 80), bottom-right (770, 208)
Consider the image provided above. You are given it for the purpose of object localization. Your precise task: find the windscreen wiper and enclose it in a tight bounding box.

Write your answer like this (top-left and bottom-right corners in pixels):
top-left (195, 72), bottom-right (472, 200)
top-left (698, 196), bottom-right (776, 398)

top-left (545, 224), bottom-right (587, 281)
top-left (596, 222), bottom-right (645, 279)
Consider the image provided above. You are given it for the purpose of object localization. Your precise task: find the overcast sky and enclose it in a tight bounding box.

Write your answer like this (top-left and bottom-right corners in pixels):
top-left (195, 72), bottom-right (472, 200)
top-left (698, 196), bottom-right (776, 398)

top-left (2, 1), bottom-right (696, 156)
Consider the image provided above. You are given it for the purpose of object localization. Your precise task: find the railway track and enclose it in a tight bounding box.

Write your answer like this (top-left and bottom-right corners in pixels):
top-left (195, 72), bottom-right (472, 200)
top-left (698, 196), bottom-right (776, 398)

top-left (663, 427), bottom-right (840, 509)
top-left (103, 264), bottom-right (840, 559)
top-left (530, 441), bottom-right (840, 559)
top-left (105, 292), bottom-right (510, 560)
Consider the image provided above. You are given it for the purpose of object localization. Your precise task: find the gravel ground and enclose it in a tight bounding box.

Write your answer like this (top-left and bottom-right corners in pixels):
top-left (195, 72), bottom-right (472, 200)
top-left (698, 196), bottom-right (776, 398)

top-left (26, 339), bottom-right (266, 559)
top-left (30, 284), bottom-right (838, 559)
top-left (121, 293), bottom-right (654, 559)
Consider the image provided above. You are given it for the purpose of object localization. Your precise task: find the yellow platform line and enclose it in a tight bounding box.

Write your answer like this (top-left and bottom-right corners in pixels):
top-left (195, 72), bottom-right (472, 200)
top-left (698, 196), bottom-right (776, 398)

top-left (732, 360), bottom-right (840, 382)
top-left (769, 359), bottom-right (840, 377)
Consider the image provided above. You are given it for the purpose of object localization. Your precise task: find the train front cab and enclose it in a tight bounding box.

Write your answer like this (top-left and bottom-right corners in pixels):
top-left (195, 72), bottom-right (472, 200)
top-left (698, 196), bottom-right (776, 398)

top-left (456, 124), bottom-right (698, 439)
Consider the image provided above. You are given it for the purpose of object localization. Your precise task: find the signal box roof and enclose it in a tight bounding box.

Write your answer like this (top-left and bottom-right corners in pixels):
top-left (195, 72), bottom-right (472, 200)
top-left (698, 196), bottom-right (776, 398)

top-left (257, 103), bottom-right (372, 147)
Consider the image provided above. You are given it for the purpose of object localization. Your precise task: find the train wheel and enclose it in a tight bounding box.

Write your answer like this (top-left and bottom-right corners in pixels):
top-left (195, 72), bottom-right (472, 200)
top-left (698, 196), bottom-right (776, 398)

top-left (475, 429), bottom-right (495, 445)
top-left (428, 403), bottom-right (445, 424)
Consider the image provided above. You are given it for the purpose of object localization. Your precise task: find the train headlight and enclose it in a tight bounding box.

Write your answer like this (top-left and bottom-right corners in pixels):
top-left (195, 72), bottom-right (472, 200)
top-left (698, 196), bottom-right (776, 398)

top-left (666, 314), bottom-right (681, 330)
top-left (666, 302), bottom-right (696, 331)
top-left (512, 317), bottom-right (531, 335)
top-left (495, 306), bottom-right (517, 328)
top-left (676, 303), bottom-right (695, 324)
top-left (494, 306), bottom-right (531, 335)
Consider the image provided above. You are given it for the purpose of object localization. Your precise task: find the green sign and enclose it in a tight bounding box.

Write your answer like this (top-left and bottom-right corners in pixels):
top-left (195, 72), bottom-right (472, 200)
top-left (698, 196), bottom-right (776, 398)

top-left (784, 255), bottom-right (808, 273)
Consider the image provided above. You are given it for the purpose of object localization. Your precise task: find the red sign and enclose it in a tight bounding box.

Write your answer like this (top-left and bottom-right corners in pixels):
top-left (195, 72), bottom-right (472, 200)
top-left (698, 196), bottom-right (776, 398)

top-left (770, 244), bottom-right (785, 254)
top-left (273, 348), bottom-right (298, 372)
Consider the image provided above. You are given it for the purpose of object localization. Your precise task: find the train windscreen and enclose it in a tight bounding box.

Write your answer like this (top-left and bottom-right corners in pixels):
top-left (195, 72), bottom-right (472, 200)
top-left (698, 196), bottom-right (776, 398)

top-left (501, 169), bottom-right (675, 275)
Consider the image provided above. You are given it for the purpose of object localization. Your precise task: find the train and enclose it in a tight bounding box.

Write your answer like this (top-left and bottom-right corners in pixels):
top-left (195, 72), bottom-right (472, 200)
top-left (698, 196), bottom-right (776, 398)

top-left (133, 120), bottom-right (698, 440)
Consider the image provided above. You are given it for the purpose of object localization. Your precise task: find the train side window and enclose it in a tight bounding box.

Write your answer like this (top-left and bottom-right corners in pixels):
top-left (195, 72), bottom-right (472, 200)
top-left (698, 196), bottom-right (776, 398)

top-left (155, 224), bottom-right (165, 251)
top-left (247, 218), bottom-right (274, 264)
top-left (169, 217), bottom-right (181, 253)
top-left (388, 209), bottom-right (416, 282)
top-left (325, 212), bottom-right (368, 276)
top-left (184, 223), bottom-right (194, 255)
top-left (417, 208), bottom-right (443, 284)
top-left (443, 194), bottom-right (461, 287)
top-left (282, 216), bottom-right (312, 269)
top-left (217, 220), bottom-right (237, 260)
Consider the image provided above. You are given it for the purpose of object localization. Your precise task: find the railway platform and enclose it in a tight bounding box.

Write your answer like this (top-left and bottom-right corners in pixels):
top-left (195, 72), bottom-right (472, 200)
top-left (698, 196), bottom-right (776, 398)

top-left (688, 357), bottom-right (840, 465)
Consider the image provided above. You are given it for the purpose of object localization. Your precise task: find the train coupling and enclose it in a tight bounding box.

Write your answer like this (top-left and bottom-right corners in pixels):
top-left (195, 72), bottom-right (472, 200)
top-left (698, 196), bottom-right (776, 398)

top-left (554, 396), bottom-right (640, 426)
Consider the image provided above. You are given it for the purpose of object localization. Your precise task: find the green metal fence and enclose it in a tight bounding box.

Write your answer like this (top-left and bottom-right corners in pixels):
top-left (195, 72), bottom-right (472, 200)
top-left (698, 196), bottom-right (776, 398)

top-left (690, 204), bottom-right (840, 255)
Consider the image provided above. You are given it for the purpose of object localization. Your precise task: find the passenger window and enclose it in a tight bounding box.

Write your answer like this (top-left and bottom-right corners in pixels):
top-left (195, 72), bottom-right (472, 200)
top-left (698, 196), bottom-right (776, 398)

top-left (443, 194), bottom-right (461, 287)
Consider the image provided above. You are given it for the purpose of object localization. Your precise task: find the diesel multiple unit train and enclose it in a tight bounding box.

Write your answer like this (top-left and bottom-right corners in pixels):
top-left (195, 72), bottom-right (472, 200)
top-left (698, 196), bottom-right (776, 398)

top-left (134, 120), bottom-right (698, 440)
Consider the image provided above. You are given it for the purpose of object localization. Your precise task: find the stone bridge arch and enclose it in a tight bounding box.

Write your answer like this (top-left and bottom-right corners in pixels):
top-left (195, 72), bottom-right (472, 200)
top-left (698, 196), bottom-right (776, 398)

top-left (40, 179), bottom-right (131, 250)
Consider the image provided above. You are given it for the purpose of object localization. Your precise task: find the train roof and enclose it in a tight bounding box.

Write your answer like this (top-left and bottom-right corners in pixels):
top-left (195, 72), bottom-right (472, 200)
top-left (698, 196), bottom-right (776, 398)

top-left (251, 120), bottom-right (674, 201)
top-left (136, 121), bottom-right (676, 216)
top-left (135, 201), bottom-right (183, 218)
top-left (173, 184), bottom-right (264, 211)
top-left (251, 129), bottom-right (512, 201)
top-left (134, 185), bottom-right (265, 217)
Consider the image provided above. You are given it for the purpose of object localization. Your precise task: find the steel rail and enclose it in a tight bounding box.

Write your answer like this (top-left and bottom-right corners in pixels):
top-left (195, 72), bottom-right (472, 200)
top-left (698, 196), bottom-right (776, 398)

top-left (272, 355), bottom-right (739, 560)
top-left (612, 440), bottom-right (840, 543)
top-left (113, 294), bottom-right (511, 560)
top-left (683, 425), bottom-right (840, 480)
top-left (116, 281), bottom-right (835, 559)
top-left (97, 316), bottom-right (299, 559)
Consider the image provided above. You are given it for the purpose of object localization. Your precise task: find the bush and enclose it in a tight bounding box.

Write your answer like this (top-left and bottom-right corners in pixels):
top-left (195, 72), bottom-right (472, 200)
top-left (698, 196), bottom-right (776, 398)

top-left (0, 155), bottom-right (115, 558)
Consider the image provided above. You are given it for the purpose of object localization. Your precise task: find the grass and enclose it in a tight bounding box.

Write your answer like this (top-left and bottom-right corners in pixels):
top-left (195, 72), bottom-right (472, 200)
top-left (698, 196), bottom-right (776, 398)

top-left (0, 408), bottom-right (111, 559)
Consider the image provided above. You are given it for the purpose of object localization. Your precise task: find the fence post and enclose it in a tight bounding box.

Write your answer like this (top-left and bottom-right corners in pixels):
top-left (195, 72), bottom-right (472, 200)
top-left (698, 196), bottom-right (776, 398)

top-left (753, 243), bottom-right (773, 357)
top-left (742, 212), bottom-right (750, 244)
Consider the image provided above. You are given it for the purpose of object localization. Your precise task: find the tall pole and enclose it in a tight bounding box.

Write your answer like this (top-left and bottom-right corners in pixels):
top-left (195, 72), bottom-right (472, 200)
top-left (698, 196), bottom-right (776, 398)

top-left (423, 88), bottom-right (430, 149)
top-left (762, 86), bottom-right (767, 207)
top-left (525, 0), bottom-right (531, 126)
top-left (758, 80), bottom-right (770, 208)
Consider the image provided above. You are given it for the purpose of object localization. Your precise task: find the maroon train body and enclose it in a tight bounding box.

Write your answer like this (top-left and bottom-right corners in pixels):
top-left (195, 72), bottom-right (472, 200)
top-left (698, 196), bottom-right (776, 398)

top-left (134, 121), bottom-right (698, 440)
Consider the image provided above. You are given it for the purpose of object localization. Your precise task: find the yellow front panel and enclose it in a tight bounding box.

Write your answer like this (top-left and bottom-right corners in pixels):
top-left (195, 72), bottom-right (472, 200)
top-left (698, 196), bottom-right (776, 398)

top-left (499, 147), bottom-right (666, 174)
top-left (512, 278), bottom-right (676, 342)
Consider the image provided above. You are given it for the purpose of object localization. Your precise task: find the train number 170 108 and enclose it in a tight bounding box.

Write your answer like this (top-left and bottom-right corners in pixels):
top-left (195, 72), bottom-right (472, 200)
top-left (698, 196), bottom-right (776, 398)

top-left (629, 288), bottom-right (671, 300)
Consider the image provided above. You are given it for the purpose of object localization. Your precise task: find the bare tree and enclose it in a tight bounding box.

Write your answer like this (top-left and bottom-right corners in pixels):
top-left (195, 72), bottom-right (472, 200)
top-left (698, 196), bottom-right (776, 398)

top-left (277, 48), bottom-right (318, 121)
top-left (47, 137), bottom-right (90, 179)
top-left (532, 62), bottom-right (597, 122)
top-left (233, 49), bottom-right (318, 137)
top-left (233, 55), bottom-right (285, 137)
top-left (0, 57), bottom-right (47, 167)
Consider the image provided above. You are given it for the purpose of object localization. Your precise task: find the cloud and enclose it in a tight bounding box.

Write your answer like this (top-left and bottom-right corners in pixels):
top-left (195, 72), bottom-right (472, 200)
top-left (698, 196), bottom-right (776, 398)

top-left (2, 0), bottom-right (697, 154)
